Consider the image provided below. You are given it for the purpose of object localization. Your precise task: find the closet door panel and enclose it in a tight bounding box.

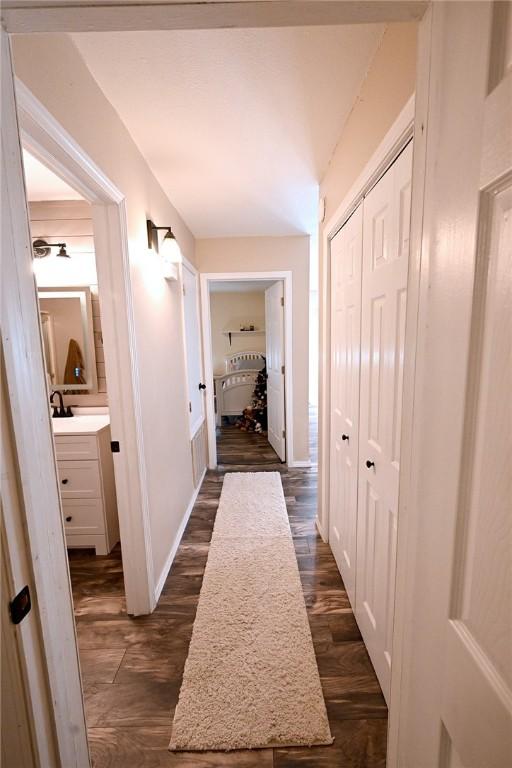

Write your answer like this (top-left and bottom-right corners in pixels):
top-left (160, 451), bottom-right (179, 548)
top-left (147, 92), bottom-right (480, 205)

top-left (329, 205), bottom-right (363, 608)
top-left (356, 142), bottom-right (413, 702)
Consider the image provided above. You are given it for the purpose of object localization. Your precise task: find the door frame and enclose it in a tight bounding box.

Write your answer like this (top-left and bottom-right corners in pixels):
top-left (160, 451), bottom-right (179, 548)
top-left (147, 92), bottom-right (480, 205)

top-left (200, 271), bottom-right (293, 469)
top-left (14, 77), bottom-right (156, 616)
top-left (318, 94), bottom-right (415, 542)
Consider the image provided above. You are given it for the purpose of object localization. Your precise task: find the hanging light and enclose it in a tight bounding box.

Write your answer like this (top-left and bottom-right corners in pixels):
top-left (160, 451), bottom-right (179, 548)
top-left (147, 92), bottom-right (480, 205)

top-left (146, 219), bottom-right (182, 281)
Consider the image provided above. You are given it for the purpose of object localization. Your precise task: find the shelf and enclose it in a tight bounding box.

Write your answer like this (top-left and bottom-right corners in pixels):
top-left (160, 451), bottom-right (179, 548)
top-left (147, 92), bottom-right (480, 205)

top-left (222, 330), bottom-right (265, 336)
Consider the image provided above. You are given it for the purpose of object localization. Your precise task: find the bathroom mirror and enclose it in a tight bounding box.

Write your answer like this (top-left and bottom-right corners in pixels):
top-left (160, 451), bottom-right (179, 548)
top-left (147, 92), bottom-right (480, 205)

top-left (38, 286), bottom-right (98, 392)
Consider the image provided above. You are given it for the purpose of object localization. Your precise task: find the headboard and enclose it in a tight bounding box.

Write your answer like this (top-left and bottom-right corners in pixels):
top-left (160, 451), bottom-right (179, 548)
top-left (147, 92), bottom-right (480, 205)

top-left (225, 351), bottom-right (265, 373)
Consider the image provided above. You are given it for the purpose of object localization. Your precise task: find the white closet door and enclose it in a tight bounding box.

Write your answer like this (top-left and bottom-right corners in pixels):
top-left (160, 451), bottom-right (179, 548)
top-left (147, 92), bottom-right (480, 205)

top-left (356, 141), bottom-right (413, 701)
top-left (265, 281), bottom-right (286, 461)
top-left (329, 204), bottom-right (363, 607)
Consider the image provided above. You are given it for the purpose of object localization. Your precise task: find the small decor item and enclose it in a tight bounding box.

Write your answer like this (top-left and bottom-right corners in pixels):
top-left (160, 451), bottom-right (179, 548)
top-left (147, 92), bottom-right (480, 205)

top-left (62, 338), bottom-right (87, 395)
top-left (64, 338), bottom-right (86, 385)
top-left (235, 365), bottom-right (267, 433)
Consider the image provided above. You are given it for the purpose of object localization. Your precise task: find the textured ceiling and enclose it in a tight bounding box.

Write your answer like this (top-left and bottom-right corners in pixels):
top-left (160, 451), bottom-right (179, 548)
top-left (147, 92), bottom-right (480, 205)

top-left (72, 25), bottom-right (384, 237)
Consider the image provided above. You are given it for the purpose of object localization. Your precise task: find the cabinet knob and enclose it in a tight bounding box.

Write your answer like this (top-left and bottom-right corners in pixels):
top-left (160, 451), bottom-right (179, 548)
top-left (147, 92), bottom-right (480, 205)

top-left (342, 434), bottom-right (349, 441)
top-left (61, 478), bottom-right (68, 485)
top-left (366, 460), bottom-right (375, 469)
top-left (65, 516), bottom-right (72, 522)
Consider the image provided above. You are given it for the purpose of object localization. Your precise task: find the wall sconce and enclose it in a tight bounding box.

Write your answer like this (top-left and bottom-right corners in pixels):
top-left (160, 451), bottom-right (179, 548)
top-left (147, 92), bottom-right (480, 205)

top-left (33, 239), bottom-right (70, 259)
top-left (146, 219), bottom-right (182, 281)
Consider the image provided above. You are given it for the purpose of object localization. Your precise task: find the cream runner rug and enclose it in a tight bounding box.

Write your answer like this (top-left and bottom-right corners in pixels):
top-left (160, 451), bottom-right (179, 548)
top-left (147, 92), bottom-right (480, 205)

top-left (169, 471), bottom-right (333, 752)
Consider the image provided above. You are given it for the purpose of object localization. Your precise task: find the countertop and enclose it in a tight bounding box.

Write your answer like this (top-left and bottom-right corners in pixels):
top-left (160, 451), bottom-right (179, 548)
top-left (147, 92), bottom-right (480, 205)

top-left (52, 414), bottom-right (110, 435)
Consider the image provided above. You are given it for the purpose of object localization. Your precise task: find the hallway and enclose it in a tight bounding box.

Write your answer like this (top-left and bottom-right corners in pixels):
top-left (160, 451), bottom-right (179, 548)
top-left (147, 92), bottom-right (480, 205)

top-left (71, 423), bottom-right (387, 767)
top-left (3, 5), bottom-right (510, 765)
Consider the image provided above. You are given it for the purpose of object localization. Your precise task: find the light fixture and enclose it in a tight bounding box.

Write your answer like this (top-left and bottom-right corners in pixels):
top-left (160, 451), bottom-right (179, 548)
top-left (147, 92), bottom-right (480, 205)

top-left (33, 239), bottom-right (70, 259)
top-left (146, 219), bottom-right (182, 281)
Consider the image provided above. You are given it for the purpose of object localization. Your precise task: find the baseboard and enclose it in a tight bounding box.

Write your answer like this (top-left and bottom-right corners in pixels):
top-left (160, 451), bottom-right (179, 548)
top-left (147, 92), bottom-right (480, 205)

top-left (315, 515), bottom-right (328, 543)
top-left (288, 459), bottom-right (312, 468)
top-left (153, 467), bottom-right (207, 603)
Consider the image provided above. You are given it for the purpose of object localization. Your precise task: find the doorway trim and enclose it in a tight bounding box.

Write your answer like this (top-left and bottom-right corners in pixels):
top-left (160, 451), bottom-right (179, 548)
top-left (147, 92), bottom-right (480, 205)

top-left (200, 271), bottom-right (293, 469)
top-left (318, 94), bottom-right (415, 542)
top-left (15, 77), bottom-right (156, 616)
top-left (180, 255), bottom-right (206, 440)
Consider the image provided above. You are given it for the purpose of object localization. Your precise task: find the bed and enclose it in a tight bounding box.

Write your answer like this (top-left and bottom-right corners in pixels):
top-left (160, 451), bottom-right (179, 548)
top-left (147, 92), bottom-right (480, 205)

top-left (214, 351), bottom-right (265, 425)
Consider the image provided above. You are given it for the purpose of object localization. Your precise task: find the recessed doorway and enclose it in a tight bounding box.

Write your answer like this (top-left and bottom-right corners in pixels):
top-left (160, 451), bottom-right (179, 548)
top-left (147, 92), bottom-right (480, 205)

top-left (201, 272), bottom-right (293, 469)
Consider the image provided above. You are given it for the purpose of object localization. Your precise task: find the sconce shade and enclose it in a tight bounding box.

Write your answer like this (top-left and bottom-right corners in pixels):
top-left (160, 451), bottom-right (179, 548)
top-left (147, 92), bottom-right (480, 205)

top-left (57, 244), bottom-right (70, 258)
top-left (160, 229), bottom-right (182, 264)
top-left (146, 219), bottom-right (182, 280)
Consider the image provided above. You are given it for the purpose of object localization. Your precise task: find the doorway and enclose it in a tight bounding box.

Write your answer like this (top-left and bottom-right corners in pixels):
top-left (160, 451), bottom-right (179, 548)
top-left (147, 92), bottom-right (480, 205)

top-left (19, 143), bottom-right (130, 730)
top-left (15, 78), bottom-right (155, 617)
top-left (200, 272), bottom-right (293, 469)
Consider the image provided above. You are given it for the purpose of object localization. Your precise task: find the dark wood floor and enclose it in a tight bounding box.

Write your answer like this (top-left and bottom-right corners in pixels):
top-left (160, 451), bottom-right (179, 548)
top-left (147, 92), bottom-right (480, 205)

top-left (216, 423), bottom-right (280, 465)
top-left (70, 411), bottom-right (387, 767)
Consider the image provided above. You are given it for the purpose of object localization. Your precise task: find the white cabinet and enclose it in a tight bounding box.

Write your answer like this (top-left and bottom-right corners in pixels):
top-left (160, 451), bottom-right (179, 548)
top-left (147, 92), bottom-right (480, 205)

top-left (329, 141), bottom-right (413, 702)
top-left (53, 416), bottom-right (119, 555)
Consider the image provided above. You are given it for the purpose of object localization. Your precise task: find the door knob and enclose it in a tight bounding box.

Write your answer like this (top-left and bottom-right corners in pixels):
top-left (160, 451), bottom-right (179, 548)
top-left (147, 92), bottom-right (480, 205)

top-left (61, 478), bottom-right (68, 485)
top-left (342, 434), bottom-right (349, 441)
top-left (366, 460), bottom-right (375, 469)
top-left (65, 516), bottom-right (72, 522)
top-left (198, 383), bottom-right (206, 390)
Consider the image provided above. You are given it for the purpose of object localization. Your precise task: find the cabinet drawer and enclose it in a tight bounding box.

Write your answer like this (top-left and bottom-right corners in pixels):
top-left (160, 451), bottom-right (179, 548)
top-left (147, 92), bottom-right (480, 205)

top-left (62, 499), bottom-right (105, 535)
top-left (54, 434), bottom-right (98, 461)
top-left (57, 460), bottom-right (101, 499)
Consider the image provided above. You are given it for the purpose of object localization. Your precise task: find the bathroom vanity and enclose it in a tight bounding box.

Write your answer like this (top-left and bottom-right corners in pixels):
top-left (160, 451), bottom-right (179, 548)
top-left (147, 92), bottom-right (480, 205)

top-left (52, 415), bottom-right (119, 555)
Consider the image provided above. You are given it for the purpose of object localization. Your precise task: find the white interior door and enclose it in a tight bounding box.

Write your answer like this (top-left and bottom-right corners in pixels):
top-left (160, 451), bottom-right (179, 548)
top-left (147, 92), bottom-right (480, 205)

top-left (442, 138), bottom-right (512, 768)
top-left (182, 262), bottom-right (204, 435)
top-left (392, 4), bottom-right (512, 765)
top-left (1, 29), bottom-right (88, 765)
top-left (403, 3), bottom-right (511, 765)
top-left (1, 374), bottom-right (50, 768)
top-left (265, 281), bottom-right (286, 461)
top-left (329, 204), bottom-right (363, 607)
top-left (356, 141), bottom-right (412, 702)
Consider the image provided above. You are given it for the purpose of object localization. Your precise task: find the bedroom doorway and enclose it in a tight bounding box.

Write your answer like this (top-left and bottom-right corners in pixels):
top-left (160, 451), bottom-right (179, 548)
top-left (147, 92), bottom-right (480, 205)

top-left (200, 272), bottom-right (293, 469)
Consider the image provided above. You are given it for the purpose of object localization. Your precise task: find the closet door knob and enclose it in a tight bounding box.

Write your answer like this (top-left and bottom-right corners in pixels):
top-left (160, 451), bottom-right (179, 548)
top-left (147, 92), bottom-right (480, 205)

top-left (65, 516), bottom-right (72, 522)
top-left (366, 460), bottom-right (375, 469)
top-left (198, 382), bottom-right (206, 390)
top-left (342, 434), bottom-right (349, 441)
top-left (61, 478), bottom-right (69, 485)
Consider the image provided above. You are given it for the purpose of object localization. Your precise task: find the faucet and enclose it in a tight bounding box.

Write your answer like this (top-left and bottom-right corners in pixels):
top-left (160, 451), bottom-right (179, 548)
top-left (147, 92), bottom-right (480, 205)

top-left (50, 390), bottom-right (73, 418)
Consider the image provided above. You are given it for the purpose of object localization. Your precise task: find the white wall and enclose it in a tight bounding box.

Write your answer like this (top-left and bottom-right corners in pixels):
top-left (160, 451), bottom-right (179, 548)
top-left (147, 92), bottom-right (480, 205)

top-left (319, 23), bottom-right (418, 224)
top-left (317, 22), bottom-right (417, 533)
top-left (30, 200), bottom-right (98, 287)
top-left (196, 235), bottom-right (310, 463)
top-left (210, 291), bottom-right (266, 375)
top-left (29, 200), bottom-right (108, 400)
top-left (13, 33), bottom-right (197, 591)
